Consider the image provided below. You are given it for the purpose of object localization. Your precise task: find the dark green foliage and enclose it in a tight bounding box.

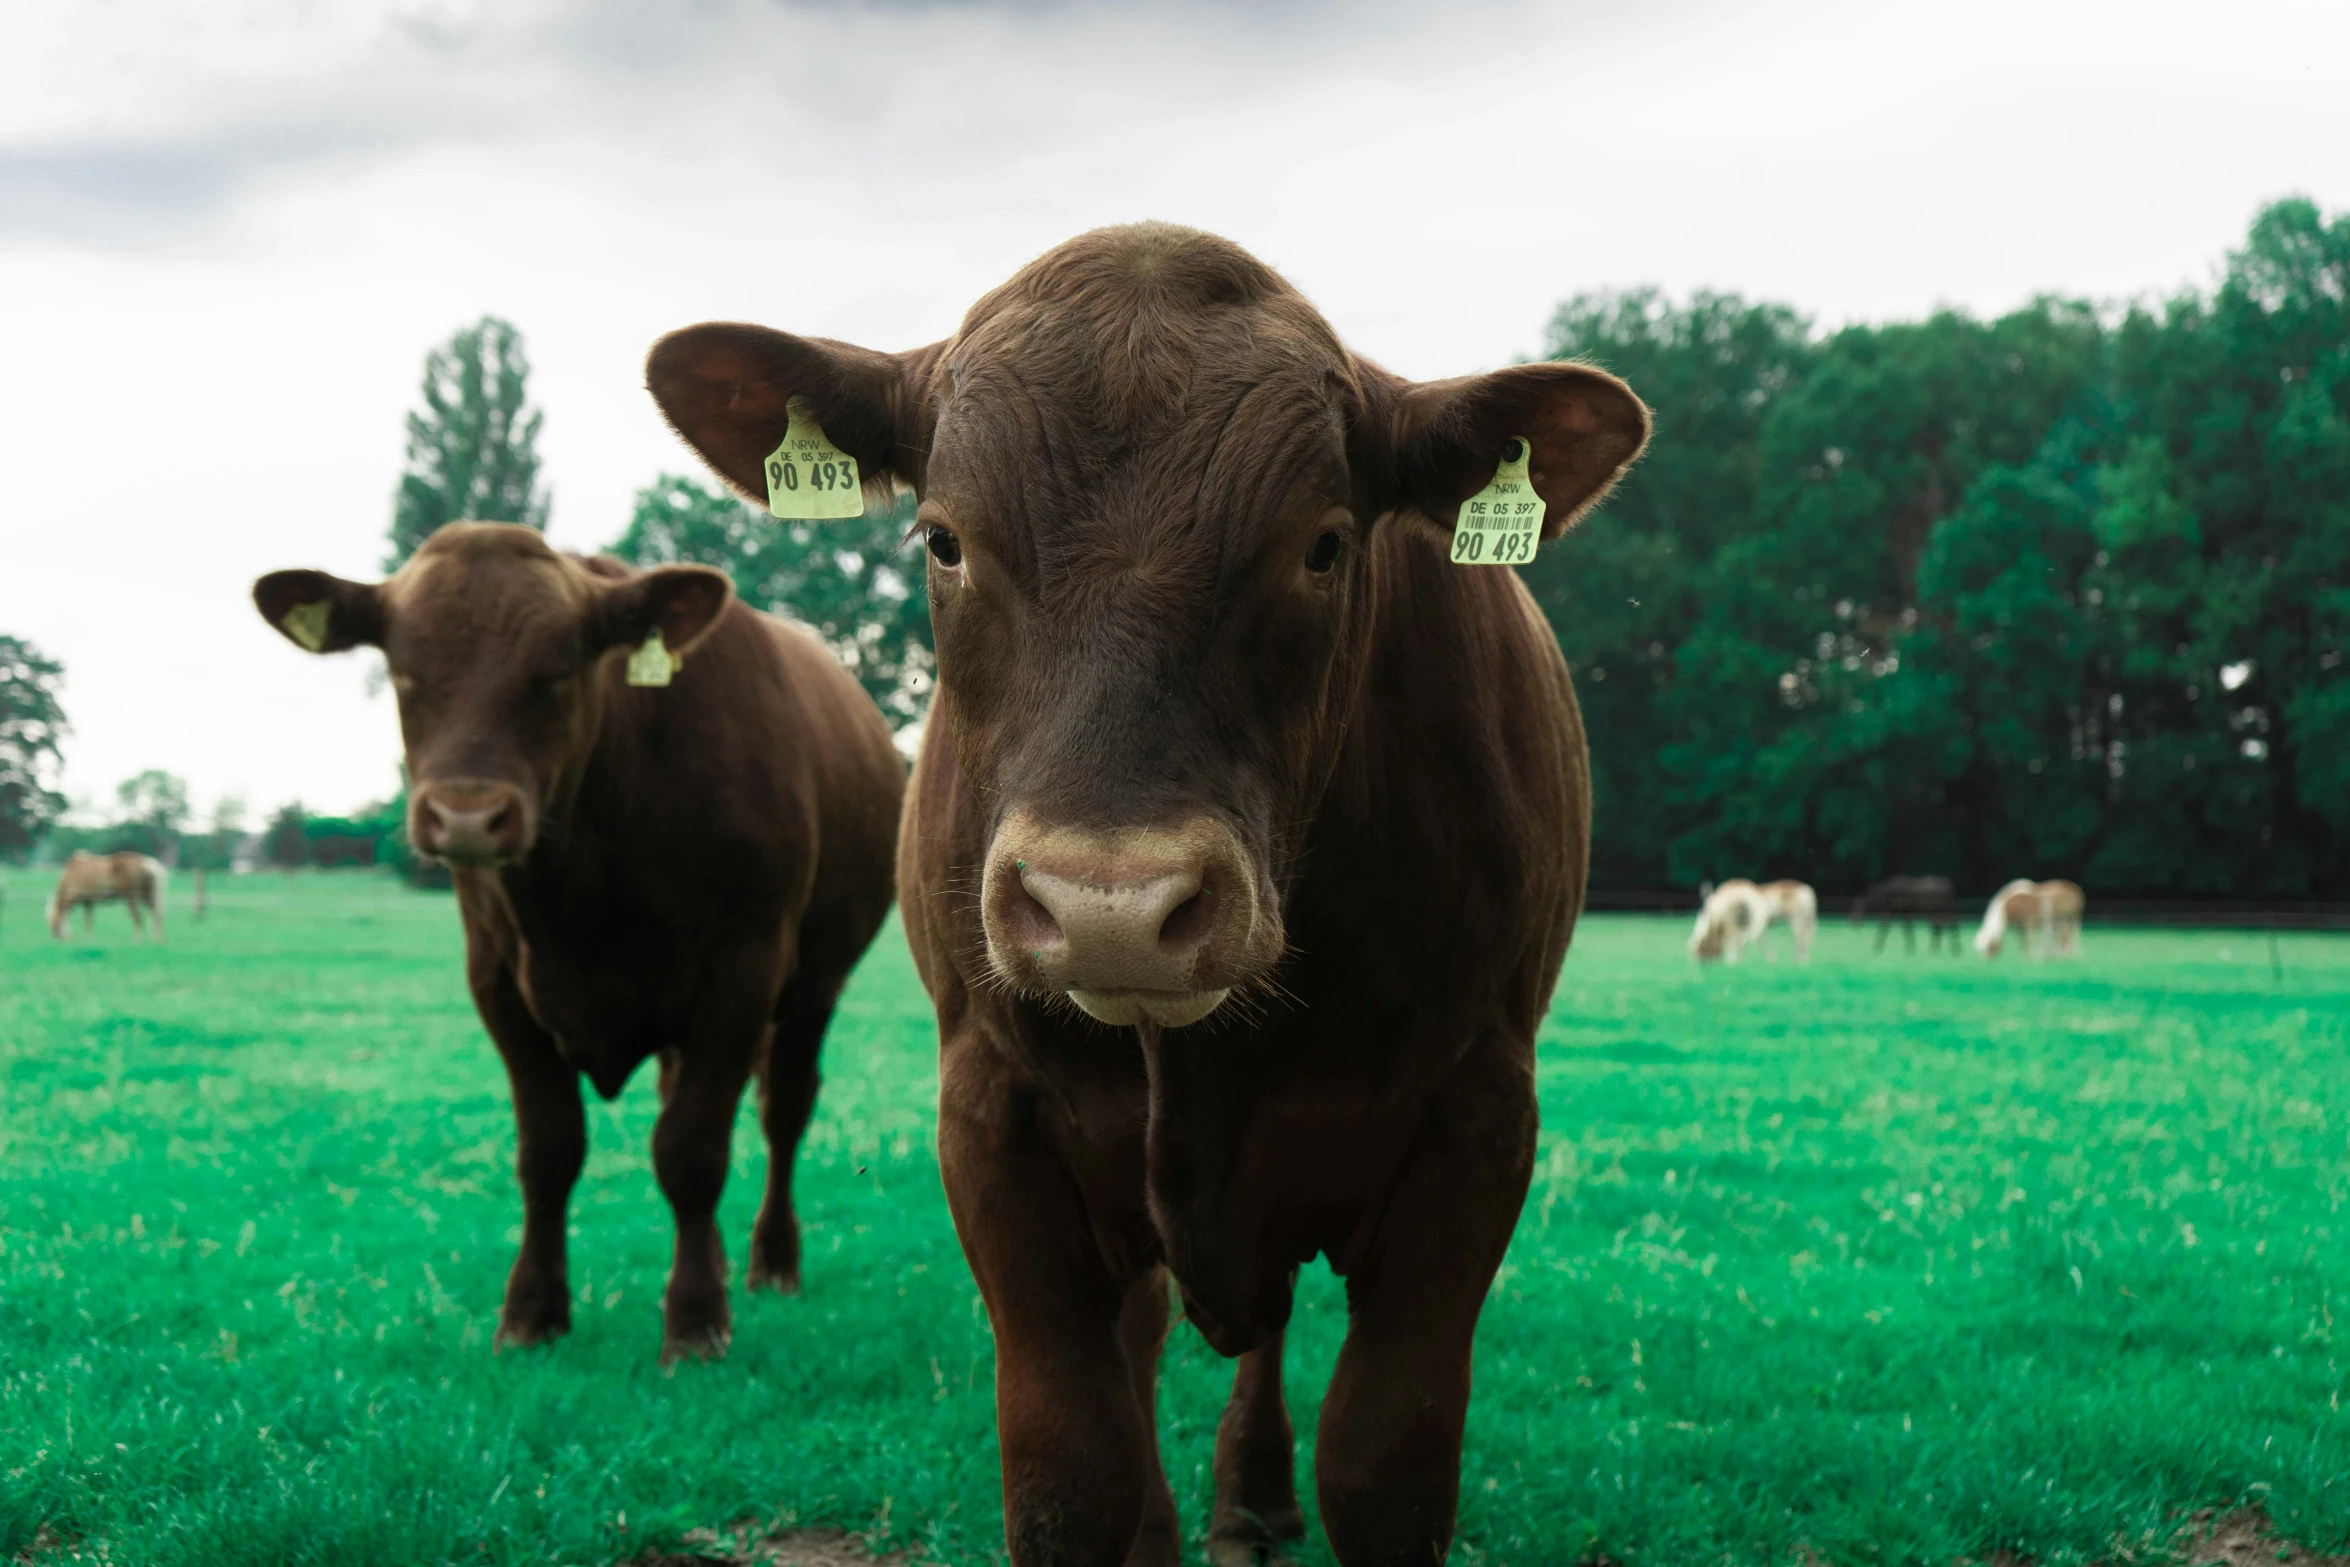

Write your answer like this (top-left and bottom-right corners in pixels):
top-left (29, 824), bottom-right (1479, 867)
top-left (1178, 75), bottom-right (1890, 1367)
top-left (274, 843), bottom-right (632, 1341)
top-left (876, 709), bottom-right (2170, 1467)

top-left (106, 769), bottom-right (190, 860)
top-left (609, 474), bottom-right (932, 729)
top-left (42, 781), bottom-right (252, 871)
top-left (4, 877), bottom-right (2348, 1566)
top-left (387, 317), bottom-right (550, 571)
top-left (240, 796), bottom-right (441, 883)
top-left (0, 635), bottom-right (67, 858)
top-left (263, 801), bottom-right (309, 868)
top-left (1537, 198), bottom-right (2350, 895)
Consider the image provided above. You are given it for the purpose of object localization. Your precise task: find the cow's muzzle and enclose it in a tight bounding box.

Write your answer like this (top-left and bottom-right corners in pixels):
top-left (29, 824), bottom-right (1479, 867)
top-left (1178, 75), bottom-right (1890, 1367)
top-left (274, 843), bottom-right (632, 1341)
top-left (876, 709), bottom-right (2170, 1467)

top-left (410, 778), bottom-right (535, 867)
top-left (981, 809), bottom-right (1279, 1028)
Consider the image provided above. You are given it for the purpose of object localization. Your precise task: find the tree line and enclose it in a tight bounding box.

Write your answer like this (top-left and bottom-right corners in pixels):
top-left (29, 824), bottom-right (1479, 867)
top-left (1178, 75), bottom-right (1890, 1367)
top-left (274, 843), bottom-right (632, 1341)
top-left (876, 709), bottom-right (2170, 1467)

top-left (3, 201), bottom-right (2341, 901)
top-left (1526, 197), bottom-right (2348, 897)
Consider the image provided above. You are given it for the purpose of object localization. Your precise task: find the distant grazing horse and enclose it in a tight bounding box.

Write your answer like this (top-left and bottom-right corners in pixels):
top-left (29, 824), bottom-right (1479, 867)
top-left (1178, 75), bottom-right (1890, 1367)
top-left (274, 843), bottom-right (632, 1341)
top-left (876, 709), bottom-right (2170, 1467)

top-left (1974, 878), bottom-right (2085, 959)
top-left (48, 851), bottom-right (167, 941)
top-left (1852, 875), bottom-right (1960, 953)
top-left (1692, 879), bottom-right (1818, 964)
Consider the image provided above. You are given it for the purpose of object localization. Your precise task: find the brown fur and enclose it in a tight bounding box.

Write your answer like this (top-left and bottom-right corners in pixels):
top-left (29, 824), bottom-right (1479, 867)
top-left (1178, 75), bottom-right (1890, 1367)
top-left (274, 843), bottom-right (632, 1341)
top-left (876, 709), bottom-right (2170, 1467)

top-left (651, 224), bottom-right (1648, 1565)
top-left (253, 523), bottom-right (904, 1362)
top-left (47, 850), bottom-right (166, 940)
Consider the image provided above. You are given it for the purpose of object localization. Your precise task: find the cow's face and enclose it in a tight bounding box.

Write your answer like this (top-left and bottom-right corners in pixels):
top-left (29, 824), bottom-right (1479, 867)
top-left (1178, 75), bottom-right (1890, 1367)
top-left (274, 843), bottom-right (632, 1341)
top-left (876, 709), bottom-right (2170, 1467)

top-left (254, 524), bottom-right (728, 867)
top-left (649, 224), bottom-right (1646, 1027)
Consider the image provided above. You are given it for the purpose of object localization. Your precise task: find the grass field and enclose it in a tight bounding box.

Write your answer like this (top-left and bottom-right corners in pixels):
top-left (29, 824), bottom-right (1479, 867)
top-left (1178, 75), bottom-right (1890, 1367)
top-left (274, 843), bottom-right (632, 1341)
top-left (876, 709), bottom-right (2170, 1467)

top-left (4, 871), bottom-right (2350, 1566)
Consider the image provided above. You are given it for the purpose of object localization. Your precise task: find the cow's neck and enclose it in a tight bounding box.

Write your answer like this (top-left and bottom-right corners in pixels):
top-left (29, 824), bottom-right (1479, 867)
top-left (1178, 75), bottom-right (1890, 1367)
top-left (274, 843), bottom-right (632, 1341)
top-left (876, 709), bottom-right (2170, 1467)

top-left (1134, 1021), bottom-right (1299, 1351)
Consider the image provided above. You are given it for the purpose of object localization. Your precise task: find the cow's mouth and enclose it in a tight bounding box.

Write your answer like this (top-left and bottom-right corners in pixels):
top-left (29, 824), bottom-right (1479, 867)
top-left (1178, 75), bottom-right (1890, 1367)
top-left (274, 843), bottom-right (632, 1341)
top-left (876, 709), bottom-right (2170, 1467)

top-left (1066, 987), bottom-right (1233, 1028)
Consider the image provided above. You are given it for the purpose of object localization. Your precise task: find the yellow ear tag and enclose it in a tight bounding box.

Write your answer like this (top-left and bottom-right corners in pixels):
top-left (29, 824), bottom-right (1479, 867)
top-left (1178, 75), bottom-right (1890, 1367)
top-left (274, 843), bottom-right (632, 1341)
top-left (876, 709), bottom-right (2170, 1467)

top-left (763, 395), bottom-right (864, 520)
top-left (1451, 437), bottom-right (1544, 566)
top-left (626, 627), bottom-right (680, 688)
top-left (282, 599), bottom-right (333, 651)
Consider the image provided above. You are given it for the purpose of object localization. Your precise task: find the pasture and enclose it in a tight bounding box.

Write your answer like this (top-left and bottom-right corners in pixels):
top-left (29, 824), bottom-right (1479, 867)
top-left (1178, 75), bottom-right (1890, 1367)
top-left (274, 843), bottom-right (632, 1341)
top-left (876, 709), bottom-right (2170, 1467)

top-left (3, 872), bottom-right (2349, 1566)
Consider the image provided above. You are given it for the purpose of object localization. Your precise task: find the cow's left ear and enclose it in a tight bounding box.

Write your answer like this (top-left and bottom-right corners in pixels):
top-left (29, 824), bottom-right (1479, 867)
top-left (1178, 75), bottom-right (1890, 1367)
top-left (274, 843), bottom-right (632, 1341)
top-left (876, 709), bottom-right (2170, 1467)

top-left (596, 565), bottom-right (734, 657)
top-left (253, 569), bottom-right (383, 653)
top-left (1356, 360), bottom-right (1649, 543)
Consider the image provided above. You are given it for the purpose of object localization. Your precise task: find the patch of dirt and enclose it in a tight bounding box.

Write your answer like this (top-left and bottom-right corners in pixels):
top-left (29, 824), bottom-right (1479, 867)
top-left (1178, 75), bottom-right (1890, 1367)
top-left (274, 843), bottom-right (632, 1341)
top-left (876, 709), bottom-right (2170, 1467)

top-left (627, 1526), bottom-right (916, 1567)
top-left (2166, 1506), bottom-right (2350, 1567)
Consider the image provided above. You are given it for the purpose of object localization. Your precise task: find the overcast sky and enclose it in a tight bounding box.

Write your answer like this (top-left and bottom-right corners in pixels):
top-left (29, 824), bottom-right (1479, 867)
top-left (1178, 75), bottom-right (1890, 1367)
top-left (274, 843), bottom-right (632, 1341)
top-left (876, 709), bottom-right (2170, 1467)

top-left (3, 0), bottom-right (2345, 824)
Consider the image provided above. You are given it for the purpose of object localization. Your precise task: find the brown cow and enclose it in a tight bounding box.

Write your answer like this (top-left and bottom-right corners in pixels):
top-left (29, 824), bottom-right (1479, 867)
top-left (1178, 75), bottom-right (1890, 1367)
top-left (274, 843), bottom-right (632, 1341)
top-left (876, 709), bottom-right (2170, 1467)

top-left (48, 850), bottom-right (167, 940)
top-left (650, 224), bottom-right (1648, 1564)
top-left (253, 523), bottom-right (903, 1362)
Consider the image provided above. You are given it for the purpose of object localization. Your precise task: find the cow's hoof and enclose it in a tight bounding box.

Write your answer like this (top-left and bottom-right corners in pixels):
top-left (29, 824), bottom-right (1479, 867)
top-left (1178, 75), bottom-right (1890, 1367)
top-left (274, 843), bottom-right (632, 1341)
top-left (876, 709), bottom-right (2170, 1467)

top-left (744, 1254), bottom-right (802, 1295)
top-left (493, 1316), bottom-right (569, 1353)
top-left (659, 1325), bottom-right (731, 1367)
top-left (1206, 1538), bottom-right (1295, 1567)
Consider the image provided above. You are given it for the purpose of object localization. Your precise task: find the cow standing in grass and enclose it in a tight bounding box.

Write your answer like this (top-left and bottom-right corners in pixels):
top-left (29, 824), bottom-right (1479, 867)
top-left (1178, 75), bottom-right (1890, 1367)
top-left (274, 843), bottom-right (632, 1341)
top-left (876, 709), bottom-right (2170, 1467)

top-left (650, 224), bottom-right (1648, 1566)
top-left (47, 850), bottom-right (167, 941)
top-left (254, 524), bottom-right (903, 1363)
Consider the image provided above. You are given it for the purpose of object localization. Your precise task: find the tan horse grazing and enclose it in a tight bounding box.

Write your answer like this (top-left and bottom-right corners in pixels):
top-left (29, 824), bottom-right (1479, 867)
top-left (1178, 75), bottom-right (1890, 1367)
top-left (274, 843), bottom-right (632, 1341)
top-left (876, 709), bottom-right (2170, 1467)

top-left (48, 851), bottom-right (168, 941)
top-left (1692, 879), bottom-right (1818, 964)
top-left (1973, 878), bottom-right (2084, 958)
top-left (1689, 880), bottom-right (1768, 962)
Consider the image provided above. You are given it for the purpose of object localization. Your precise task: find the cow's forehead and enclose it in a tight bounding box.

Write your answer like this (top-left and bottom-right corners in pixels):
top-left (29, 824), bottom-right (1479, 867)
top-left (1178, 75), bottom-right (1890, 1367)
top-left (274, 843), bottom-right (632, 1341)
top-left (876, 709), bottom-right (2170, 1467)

top-left (941, 224), bottom-right (1351, 436)
top-left (930, 301), bottom-right (1353, 543)
top-left (384, 526), bottom-right (591, 648)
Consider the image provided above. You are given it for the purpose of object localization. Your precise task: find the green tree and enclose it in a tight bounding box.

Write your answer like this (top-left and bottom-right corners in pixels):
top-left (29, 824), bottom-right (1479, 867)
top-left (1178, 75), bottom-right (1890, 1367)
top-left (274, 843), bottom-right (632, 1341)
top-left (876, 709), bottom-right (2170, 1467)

top-left (111, 769), bottom-right (192, 862)
top-left (387, 316), bottom-right (549, 570)
top-left (610, 474), bottom-right (933, 729)
top-left (264, 802), bottom-right (309, 869)
top-left (1523, 289), bottom-right (1816, 887)
top-left (0, 635), bottom-right (67, 859)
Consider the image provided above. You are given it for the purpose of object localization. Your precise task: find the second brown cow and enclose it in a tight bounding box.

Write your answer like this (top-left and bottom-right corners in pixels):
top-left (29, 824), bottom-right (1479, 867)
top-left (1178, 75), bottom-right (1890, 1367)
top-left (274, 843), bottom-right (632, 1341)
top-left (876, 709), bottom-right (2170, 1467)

top-left (651, 225), bottom-right (1647, 1563)
top-left (255, 523), bottom-right (903, 1363)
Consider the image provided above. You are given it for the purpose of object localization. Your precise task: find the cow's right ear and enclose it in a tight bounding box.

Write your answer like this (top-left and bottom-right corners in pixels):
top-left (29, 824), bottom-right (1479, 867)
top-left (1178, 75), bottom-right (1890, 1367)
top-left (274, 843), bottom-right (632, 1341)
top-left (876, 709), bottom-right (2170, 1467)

top-left (645, 324), bottom-right (945, 502)
top-left (252, 570), bottom-right (382, 653)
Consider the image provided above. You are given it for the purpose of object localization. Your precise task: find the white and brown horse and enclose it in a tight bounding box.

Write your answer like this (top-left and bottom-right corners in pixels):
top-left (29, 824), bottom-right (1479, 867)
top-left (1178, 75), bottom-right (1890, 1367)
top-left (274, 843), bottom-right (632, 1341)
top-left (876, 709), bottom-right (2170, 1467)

top-left (1690, 878), bottom-right (1817, 964)
top-left (47, 851), bottom-right (168, 942)
top-left (1973, 878), bottom-right (2084, 959)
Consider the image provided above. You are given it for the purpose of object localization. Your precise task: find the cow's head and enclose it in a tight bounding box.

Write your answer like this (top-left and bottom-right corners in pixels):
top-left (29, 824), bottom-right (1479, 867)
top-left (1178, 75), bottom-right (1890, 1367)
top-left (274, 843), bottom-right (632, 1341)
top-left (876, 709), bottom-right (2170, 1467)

top-left (649, 224), bottom-right (1646, 1027)
top-left (253, 523), bottom-right (729, 867)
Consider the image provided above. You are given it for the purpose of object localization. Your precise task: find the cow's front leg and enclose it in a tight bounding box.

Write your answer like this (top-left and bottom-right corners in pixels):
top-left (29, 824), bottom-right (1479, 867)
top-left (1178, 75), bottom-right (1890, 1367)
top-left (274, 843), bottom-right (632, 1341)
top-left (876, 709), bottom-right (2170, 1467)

top-left (472, 958), bottom-right (585, 1350)
top-left (941, 1051), bottom-right (1159, 1567)
top-left (748, 983), bottom-right (835, 1294)
top-left (652, 971), bottom-right (769, 1363)
top-left (1316, 1049), bottom-right (1535, 1567)
top-left (1209, 1330), bottom-right (1304, 1566)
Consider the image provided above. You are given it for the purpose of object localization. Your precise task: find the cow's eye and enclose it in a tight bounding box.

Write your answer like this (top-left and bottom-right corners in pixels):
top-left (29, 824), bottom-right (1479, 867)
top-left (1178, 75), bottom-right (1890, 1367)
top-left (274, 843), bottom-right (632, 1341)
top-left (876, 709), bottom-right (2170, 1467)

top-left (1305, 531), bottom-right (1343, 573)
top-left (926, 527), bottom-right (963, 568)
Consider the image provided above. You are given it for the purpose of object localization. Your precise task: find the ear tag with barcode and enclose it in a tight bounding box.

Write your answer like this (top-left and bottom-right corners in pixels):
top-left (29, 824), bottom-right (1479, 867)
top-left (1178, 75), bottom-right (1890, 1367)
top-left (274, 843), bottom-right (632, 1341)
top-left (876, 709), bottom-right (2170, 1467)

top-left (1451, 437), bottom-right (1544, 566)
top-left (626, 627), bottom-right (679, 688)
top-left (282, 600), bottom-right (332, 651)
top-left (764, 395), bottom-right (864, 520)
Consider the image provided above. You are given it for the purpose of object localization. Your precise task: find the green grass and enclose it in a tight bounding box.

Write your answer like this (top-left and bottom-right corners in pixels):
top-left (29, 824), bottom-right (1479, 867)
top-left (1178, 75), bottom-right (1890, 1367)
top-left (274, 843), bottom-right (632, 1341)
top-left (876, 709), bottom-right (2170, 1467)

top-left (3, 871), bottom-right (2349, 1566)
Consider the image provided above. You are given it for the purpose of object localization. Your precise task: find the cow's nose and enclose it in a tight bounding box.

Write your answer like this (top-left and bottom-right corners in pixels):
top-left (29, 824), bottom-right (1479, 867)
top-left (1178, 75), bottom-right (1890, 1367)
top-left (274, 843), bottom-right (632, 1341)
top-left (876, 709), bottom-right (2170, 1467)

top-left (412, 780), bottom-right (532, 865)
top-left (981, 811), bottom-right (1275, 1029)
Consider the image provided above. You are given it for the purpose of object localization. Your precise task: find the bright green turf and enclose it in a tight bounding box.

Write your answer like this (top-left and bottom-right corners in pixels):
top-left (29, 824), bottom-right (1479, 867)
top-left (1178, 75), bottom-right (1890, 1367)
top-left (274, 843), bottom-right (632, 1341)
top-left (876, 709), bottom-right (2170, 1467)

top-left (4, 870), bottom-right (2348, 1566)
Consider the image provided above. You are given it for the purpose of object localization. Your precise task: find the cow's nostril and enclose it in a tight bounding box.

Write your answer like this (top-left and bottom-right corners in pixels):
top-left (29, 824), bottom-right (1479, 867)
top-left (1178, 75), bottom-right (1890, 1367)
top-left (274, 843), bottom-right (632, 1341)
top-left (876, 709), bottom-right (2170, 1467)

top-left (1158, 888), bottom-right (1213, 954)
top-left (1005, 877), bottom-right (1065, 952)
